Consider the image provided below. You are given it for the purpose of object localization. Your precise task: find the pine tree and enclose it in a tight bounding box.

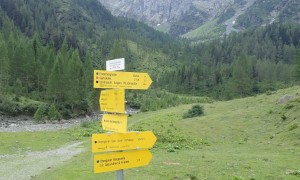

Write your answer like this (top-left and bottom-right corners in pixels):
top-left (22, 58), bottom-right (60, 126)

top-left (66, 50), bottom-right (86, 110)
top-left (295, 48), bottom-right (300, 81)
top-left (108, 40), bottom-right (123, 60)
top-left (47, 56), bottom-right (64, 104)
top-left (0, 38), bottom-right (10, 92)
top-left (232, 53), bottom-right (252, 97)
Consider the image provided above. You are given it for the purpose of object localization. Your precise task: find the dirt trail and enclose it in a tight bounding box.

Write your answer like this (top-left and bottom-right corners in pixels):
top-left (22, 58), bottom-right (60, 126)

top-left (0, 142), bottom-right (84, 180)
top-left (0, 114), bottom-right (102, 132)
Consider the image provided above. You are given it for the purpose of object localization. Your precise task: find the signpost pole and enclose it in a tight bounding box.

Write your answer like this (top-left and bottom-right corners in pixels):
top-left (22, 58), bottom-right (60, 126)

top-left (116, 170), bottom-right (124, 180)
top-left (116, 89), bottom-right (125, 180)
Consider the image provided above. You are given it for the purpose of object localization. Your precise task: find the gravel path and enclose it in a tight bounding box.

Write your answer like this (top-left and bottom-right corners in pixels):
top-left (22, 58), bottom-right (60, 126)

top-left (0, 142), bottom-right (84, 180)
top-left (0, 114), bottom-right (102, 132)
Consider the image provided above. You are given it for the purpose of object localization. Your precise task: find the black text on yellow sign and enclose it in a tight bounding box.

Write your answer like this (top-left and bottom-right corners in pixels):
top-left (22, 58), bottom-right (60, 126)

top-left (94, 70), bottom-right (152, 90)
top-left (101, 114), bottom-right (128, 133)
top-left (92, 131), bottom-right (157, 153)
top-left (99, 89), bottom-right (125, 113)
top-left (94, 149), bottom-right (152, 173)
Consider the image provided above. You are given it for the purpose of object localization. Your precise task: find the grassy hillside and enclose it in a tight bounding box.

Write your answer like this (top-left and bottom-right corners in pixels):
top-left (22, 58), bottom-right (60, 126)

top-left (181, 20), bottom-right (226, 42)
top-left (1, 86), bottom-right (299, 179)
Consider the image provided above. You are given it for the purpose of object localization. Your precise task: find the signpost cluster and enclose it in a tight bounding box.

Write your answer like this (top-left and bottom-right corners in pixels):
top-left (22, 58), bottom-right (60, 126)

top-left (92, 59), bottom-right (156, 179)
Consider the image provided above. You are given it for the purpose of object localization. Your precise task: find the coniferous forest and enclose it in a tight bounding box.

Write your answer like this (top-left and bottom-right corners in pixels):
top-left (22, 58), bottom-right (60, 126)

top-left (0, 0), bottom-right (300, 119)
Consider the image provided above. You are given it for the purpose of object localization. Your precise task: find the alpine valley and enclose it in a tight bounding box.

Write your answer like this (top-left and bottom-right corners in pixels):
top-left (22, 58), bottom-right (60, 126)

top-left (0, 1), bottom-right (300, 180)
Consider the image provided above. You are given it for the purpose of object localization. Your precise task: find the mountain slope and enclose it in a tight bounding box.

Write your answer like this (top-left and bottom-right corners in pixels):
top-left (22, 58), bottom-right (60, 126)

top-left (98, 0), bottom-right (300, 41)
top-left (0, 0), bottom-right (183, 117)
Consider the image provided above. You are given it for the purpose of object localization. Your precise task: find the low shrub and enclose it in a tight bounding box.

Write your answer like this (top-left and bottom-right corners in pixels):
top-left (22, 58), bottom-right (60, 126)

top-left (183, 105), bottom-right (204, 119)
top-left (288, 123), bottom-right (298, 131)
top-left (48, 104), bottom-right (62, 120)
top-left (34, 104), bottom-right (62, 122)
top-left (33, 104), bottom-right (48, 122)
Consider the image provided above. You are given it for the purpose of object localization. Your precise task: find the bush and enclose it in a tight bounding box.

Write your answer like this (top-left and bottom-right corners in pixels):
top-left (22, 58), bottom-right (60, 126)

top-left (48, 104), bottom-right (62, 121)
top-left (34, 104), bottom-right (62, 122)
top-left (34, 104), bottom-right (48, 122)
top-left (0, 98), bottom-right (21, 116)
top-left (183, 105), bottom-right (204, 119)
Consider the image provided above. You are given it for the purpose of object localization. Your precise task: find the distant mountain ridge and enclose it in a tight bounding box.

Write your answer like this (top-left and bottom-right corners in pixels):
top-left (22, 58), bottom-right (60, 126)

top-left (98, 0), bottom-right (300, 40)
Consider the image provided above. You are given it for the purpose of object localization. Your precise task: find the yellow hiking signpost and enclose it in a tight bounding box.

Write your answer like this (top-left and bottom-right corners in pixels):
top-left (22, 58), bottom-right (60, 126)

top-left (92, 131), bottom-right (157, 153)
top-left (94, 70), bottom-right (152, 90)
top-left (99, 89), bottom-right (125, 113)
top-left (101, 114), bottom-right (128, 133)
top-left (92, 61), bottom-right (156, 179)
top-left (94, 149), bottom-right (152, 173)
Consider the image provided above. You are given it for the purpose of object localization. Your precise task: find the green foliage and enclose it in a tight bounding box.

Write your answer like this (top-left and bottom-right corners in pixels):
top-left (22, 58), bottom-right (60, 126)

top-left (127, 90), bottom-right (211, 112)
top-left (182, 19), bottom-right (226, 41)
top-left (288, 123), bottom-right (298, 131)
top-left (0, 95), bottom-right (40, 116)
top-left (70, 120), bottom-right (103, 137)
top-left (0, 0), bottom-right (181, 117)
top-left (0, 0), bottom-right (300, 119)
top-left (34, 103), bottom-right (62, 122)
top-left (281, 114), bottom-right (287, 121)
top-left (295, 49), bottom-right (300, 81)
top-left (286, 169), bottom-right (300, 176)
top-left (160, 23), bottom-right (299, 99)
top-left (186, 173), bottom-right (199, 180)
top-left (233, 176), bottom-right (245, 180)
top-left (33, 104), bottom-right (48, 122)
top-left (183, 105), bottom-right (204, 119)
top-left (235, 0), bottom-right (300, 29)
top-left (48, 104), bottom-right (62, 121)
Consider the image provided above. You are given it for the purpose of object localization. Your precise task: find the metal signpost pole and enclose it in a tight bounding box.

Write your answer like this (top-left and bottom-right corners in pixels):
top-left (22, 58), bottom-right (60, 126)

top-left (117, 170), bottom-right (124, 180)
top-left (116, 94), bottom-right (125, 180)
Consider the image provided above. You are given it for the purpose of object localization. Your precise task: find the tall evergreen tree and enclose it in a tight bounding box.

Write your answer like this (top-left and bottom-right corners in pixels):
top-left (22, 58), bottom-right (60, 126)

top-left (47, 56), bottom-right (64, 104)
top-left (295, 48), bottom-right (300, 81)
top-left (0, 38), bottom-right (10, 92)
top-left (232, 53), bottom-right (252, 97)
top-left (67, 50), bottom-right (86, 110)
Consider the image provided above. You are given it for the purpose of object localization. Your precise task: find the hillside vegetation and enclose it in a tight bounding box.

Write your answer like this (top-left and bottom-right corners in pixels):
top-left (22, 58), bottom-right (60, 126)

top-left (0, 0), bottom-right (184, 118)
top-left (1, 86), bottom-right (299, 179)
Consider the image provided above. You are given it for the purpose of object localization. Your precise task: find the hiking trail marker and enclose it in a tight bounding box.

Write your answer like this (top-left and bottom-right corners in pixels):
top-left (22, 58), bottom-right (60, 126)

top-left (94, 149), bottom-right (152, 173)
top-left (92, 131), bottom-right (157, 153)
top-left (94, 70), bottom-right (152, 90)
top-left (106, 58), bottom-right (125, 71)
top-left (92, 58), bottom-right (156, 180)
top-left (99, 89), bottom-right (125, 113)
top-left (101, 114), bottom-right (128, 133)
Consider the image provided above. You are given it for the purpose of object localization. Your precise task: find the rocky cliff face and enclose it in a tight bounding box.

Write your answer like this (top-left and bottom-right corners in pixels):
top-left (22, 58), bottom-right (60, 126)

top-left (99, 0), bottom-right (192, 26)
top-left (98, 0), bottom-right (235, 36)
top-left (98, 0), bottom-right (300, 38)
top-left (98, 0), bottom-right (233, 25)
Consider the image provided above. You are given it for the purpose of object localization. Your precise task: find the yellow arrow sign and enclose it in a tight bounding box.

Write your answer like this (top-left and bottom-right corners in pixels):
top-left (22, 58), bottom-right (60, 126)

top-left (101, 114), bottom-right (128, 133)
top-left (92, 131), bottom-right (157, 153)
top-left (94, 70), bottom-right (152, 90)
top-left (94, 149), bottom-right (152, 173)
top-left (99, 89), bottom-right (125, 113)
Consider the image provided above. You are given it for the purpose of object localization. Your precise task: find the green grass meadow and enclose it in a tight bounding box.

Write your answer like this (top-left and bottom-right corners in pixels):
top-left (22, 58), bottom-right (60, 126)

top-left (1, 86), bottom-right (300, 179)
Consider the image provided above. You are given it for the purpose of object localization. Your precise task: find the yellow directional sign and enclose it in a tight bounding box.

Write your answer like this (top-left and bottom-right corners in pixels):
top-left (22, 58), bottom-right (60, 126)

top-left (101, 114), bottom-right (128, 133)
top-left (92, 131), bottom-right (157, 153)
top-left (94, 149), bottom-right (152, 173)
top-left (94, 70), bottom-right (152, 90)
top-left (99, 89), bottom-right (125, 113)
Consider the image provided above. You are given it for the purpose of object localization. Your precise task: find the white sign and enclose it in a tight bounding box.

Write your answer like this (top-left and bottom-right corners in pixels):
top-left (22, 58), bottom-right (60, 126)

top-left (106, 58), bottom-right (125, 71)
